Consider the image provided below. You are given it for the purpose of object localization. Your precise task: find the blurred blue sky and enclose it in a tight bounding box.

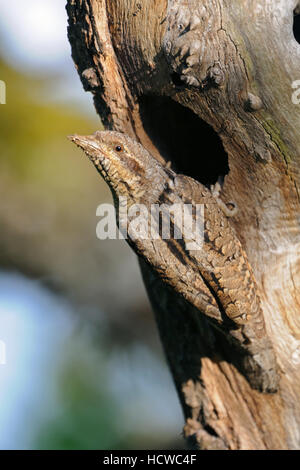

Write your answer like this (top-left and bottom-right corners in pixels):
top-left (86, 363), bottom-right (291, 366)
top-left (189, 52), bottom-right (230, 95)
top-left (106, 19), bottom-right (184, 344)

top-left (0, 272), bottom-right (74, 449)
top-left (0, 1), bottom-right (70, 73)
top-left (0, 0), bottom-right (95, 111)
top-left (0, 272), bottom-right (181, 449)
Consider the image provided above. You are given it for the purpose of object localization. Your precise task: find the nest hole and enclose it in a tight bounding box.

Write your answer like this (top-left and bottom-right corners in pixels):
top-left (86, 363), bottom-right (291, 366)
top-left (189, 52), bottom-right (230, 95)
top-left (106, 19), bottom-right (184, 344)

top-left (294, 10), bottom-right (300, 43)
top-left (139, 95), bottom-right (229, 187)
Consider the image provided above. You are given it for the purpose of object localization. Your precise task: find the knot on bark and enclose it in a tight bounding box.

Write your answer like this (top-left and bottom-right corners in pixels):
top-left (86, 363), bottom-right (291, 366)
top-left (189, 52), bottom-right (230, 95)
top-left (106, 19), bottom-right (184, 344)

top-left (163, 1), bottom-right (225, 89)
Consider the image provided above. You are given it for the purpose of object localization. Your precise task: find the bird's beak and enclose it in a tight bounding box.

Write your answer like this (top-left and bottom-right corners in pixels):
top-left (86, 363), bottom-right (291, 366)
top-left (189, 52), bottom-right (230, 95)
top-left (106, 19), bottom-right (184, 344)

top-left (68, 134), bottom-right (101, 154)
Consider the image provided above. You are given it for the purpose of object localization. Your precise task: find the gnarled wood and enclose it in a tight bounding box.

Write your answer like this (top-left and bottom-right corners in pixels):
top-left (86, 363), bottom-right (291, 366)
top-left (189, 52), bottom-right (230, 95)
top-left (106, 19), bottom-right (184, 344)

top-left (67, 0), bottom-right (300, 449)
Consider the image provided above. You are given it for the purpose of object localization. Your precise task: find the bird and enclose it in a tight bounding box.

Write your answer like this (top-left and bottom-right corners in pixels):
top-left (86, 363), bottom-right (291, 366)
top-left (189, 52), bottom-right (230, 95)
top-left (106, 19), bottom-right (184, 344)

top-left (69, 130), bottom-right (279, 393)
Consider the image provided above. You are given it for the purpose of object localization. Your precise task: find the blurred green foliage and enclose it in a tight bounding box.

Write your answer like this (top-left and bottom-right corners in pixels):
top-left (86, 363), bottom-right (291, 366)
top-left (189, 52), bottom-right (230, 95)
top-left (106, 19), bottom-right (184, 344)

top-left (0, 59), bottom-right (99, 177)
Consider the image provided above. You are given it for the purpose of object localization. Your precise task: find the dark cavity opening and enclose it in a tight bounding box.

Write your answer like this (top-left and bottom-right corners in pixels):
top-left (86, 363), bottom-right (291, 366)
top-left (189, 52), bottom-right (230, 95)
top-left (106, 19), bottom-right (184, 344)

top-left (294, 10), bottom-right (300, 43)
top-left (139, 95), bottom-right (229, 186)
top-left (171, 72), bottom-right (186, 88)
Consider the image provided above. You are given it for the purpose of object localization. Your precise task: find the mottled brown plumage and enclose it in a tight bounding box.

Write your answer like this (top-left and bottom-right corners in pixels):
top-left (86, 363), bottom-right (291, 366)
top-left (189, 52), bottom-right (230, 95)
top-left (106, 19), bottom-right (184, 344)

top-left (69, 130), bottom-right (279, 392)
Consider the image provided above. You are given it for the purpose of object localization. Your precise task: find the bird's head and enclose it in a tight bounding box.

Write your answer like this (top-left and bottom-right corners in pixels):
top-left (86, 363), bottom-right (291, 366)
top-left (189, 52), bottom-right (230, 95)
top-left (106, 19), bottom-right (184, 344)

top-left (69, 131), bottom-right (169, 206)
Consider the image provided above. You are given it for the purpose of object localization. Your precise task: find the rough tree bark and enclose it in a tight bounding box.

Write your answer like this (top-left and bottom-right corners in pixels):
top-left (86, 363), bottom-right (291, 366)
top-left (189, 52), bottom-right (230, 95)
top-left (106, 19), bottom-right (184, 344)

top-left (67, 0), bottom-right (300, 449)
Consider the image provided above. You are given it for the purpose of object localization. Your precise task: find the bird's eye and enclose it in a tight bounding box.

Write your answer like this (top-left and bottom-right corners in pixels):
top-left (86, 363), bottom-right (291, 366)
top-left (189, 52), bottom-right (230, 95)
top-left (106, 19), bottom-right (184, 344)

top-left (115, 145), bottom-right (122, 152)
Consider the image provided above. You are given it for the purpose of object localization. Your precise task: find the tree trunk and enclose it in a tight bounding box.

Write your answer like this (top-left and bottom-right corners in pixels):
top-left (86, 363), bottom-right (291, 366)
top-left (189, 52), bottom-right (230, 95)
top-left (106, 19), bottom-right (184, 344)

top-left (67, 0), bottom-right (300, 449)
